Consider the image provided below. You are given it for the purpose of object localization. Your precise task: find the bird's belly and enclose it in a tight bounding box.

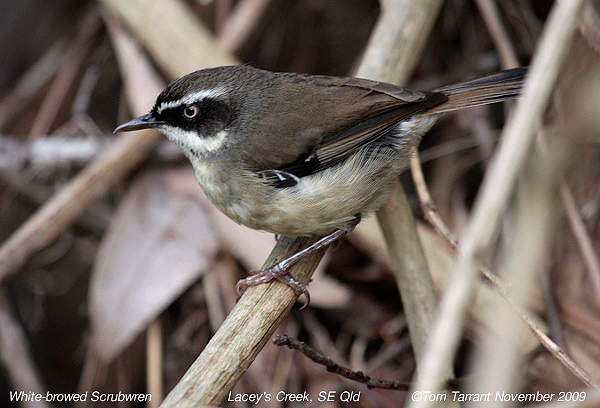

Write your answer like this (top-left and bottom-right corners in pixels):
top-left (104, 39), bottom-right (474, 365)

top-left (252, 152), bottom-right (402, 236)
top-left (192, 151), bottom-right (403, 237)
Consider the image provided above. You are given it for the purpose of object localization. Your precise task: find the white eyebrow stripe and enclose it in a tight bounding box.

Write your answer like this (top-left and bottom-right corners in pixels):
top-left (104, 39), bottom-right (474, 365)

top-left (156, 87), bottom-right (227, 114)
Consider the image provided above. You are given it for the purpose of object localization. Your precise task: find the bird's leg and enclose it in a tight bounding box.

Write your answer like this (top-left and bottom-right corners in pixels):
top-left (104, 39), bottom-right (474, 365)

top-left (236, 227), bottom-right (352, 299)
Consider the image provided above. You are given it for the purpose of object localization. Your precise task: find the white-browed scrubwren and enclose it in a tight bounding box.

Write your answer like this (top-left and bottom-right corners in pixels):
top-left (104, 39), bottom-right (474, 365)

top-left (115, 65), bottom-right (526, 297)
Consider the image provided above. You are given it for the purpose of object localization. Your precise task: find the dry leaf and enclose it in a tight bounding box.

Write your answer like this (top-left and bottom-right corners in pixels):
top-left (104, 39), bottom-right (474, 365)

top-left (89, 167), bottom-right (218, 361)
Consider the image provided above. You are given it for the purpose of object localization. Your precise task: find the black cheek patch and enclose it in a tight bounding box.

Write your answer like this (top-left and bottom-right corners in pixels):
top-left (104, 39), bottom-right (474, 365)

top-left (156, 99), bottom-right (235, 136)
top-left (194, 99), bottom-right (234, 132)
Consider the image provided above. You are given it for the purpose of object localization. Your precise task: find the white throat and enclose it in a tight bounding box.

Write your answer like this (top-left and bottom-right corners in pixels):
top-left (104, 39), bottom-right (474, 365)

top-left (161, 126), bottom-right (229, 156)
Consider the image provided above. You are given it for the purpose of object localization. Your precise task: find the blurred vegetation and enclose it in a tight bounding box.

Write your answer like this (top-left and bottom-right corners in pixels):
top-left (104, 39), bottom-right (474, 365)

top-left (1, 0), bottom-right (599, 407)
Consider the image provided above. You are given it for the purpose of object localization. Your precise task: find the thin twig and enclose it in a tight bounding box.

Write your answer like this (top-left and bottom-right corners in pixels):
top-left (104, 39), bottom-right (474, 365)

top-left (410, 147), bottom-right (596, 388)
top-left (28, 11), bottom-right (102, 140)
top-left (410, 149), bottom-right (458, 249)
top-left (273, 335), bottom-right (411, 390)
top-left (560, 184), bottom-right (600, 300)
top-left (475, 0), bottom-right (520, 69)
top-left (483, 268), bottom-right (595, 388)
top-left (0, 41), bottom-right (67, 131)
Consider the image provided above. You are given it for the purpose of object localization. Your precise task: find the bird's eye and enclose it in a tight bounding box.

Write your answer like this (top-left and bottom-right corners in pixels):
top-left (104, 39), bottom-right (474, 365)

top-left (183, 104), bottom-right (199, 119)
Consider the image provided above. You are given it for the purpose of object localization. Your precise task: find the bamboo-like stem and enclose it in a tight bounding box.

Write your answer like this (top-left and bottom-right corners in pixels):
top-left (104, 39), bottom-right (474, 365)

top-left (160, 236), bottom-right (322, 407)
top-left (101, 0), bottom-right (236, 77)
top-left (357, 0), bottom-right (444, 86)
top-left (375, 183), bottom-right (438, 360)
top-left (355, 0), bottom-right (450, 375)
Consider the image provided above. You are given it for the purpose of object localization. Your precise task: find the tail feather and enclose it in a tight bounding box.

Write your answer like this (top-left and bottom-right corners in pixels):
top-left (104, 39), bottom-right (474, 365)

top-left (426, 67), bottom-right (527, 114)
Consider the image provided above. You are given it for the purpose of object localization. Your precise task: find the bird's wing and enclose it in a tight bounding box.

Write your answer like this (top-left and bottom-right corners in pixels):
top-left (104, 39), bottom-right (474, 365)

top-left (243, 75), bottom-right (446, 185)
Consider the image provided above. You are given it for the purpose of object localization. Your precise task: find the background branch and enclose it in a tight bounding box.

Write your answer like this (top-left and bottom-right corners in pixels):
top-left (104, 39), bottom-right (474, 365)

top-left (355, 0), bottom-right (456, 392)
top-left (410, 1), bottom-right (588, 404)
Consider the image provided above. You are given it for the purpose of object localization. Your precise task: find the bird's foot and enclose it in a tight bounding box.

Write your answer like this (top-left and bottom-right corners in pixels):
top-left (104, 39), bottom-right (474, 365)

top-left (236, 265), bottom-right (310, 307)
top-left (235, 225), bottom-right (357, 308)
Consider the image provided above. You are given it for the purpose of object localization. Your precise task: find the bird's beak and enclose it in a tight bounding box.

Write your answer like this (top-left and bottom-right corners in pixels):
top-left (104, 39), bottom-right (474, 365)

top-left (114, 113), bottom-right (164, 133)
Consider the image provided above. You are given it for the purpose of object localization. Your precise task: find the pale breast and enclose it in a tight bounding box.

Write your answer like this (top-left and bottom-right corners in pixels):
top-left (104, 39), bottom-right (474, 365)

top-left (260, 147), bottom-right (403, 236)
top-left (190, 147), bottom-right (406, 237)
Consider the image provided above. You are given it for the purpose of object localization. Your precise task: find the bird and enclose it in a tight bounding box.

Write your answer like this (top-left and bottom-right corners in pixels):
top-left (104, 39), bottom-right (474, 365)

top-left (115, 64), bottom-right (526, 298)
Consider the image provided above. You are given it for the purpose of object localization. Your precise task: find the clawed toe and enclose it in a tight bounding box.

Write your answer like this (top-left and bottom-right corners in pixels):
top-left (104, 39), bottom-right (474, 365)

top-left (234, 229), bottom-right (351, 305)
top-left (236, 266), bottom-right (310, 307)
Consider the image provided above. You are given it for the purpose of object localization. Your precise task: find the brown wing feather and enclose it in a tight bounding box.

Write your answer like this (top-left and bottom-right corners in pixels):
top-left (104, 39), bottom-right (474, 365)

top-left (242, 73), bottom-right (447, 173)
top-left (313, 91), bottom-right (446, 172)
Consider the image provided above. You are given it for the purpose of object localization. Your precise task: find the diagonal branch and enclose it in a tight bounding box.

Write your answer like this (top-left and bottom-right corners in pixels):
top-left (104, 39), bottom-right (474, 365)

top-left (409, 1), bottom-right (589, 404)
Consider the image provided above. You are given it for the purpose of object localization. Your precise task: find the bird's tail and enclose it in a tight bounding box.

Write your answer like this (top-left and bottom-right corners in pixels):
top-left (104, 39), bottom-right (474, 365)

top-left (427, 67), bottom-right (527, 114)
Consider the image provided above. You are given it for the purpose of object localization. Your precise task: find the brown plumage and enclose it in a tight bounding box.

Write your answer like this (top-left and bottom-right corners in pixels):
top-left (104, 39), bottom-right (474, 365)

top-left (115, 65), bottom-right (527, 294)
